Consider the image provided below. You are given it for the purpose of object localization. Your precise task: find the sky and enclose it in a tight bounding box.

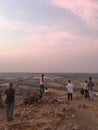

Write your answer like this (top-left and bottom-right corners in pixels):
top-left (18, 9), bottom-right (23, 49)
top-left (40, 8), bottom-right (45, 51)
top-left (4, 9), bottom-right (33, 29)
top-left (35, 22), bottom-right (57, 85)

top-left (0, 0), bottom-right (98, 73)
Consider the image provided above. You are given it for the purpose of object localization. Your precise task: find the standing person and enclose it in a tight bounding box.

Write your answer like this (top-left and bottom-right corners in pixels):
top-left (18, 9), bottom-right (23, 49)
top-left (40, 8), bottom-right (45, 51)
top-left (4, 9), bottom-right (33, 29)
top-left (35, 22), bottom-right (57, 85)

top-left (83, 81), bottom-right (89, 99)
top-left (87, 77), bottom-right (94, 100)
top-left (66, 80), bottom-right (74, 101)
top-left (5, 82), bottom-right (15, 121)
top-left (80, 84), bottom-right (84, 96)
top-left (40, 74), bottom-right (45, 95)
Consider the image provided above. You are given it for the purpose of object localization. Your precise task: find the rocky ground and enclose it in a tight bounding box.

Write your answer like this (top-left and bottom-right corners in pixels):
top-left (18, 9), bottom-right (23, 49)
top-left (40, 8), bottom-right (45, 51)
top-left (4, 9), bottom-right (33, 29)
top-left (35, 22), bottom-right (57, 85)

top-left (0, 89), bottom-right (98, 130)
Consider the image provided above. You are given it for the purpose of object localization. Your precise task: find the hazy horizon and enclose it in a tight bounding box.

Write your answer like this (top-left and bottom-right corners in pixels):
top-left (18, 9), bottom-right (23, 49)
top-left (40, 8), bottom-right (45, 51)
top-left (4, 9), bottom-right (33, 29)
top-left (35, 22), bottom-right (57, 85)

top-left (0, 72), bottom-right (98, 74)
top-left (0, 0), bottom-right (98, 73)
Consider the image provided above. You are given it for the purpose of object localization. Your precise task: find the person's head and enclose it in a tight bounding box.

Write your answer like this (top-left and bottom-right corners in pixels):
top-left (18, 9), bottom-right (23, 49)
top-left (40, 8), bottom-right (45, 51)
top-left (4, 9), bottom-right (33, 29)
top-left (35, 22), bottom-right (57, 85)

top-left (68, 80), bottom-right (71, 83)
top-left (41, 74), bottom-right (44, 82)
top-left (9, 82), bottom-right (13, 88)
top-left (89, 77), bottom-right (92, 81)
top-left (85, 80), bottom-right (88, 83)
top-left (45, 87), bottom-right (48, 90)
top-left (41, 74), bottom-right (44, 77)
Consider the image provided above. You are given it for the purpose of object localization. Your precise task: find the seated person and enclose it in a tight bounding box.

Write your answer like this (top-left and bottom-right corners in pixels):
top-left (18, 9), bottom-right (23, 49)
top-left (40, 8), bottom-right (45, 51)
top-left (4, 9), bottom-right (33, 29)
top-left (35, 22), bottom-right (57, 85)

top-left (44, 87), bottom-right (49, 93)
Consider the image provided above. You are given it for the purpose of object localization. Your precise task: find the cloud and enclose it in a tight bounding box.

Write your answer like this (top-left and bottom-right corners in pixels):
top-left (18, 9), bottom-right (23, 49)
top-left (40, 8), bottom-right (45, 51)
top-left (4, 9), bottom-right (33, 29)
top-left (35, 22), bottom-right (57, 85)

top-left (0, 16), bottom-right (57, 33)
top-left (44, 0), bottom-right (98, 29)
top-left (0, 17), bottom-right (97, 52)
top-left (0, 16), bottom-right (31, 32)
top-left (25, 30), bottom-right (79, 48)
top-left (25, 27), bottom-right (98, 50)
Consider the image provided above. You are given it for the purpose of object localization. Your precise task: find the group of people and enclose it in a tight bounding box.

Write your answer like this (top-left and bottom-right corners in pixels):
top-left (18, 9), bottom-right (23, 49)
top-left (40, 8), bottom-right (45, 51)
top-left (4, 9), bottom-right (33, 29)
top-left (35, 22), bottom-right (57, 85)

top-left (40, 74), bottom-right (95, 101)
top-left (67, 77), bottom-right (94, 101)
top-left (4, 74), bottom-right (94, 122)
top-left (4, 73), bottom-right (46, 122)
top-left (80, 77), bottom-right (94, 100)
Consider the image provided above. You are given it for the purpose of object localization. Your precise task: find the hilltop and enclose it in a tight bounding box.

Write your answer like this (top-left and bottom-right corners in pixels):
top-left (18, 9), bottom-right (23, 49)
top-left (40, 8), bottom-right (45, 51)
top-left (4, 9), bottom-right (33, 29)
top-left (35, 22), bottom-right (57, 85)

top-left (0, 73), bottom-right (98, 130)
top-left (0, 88), bottom-right (98, 130)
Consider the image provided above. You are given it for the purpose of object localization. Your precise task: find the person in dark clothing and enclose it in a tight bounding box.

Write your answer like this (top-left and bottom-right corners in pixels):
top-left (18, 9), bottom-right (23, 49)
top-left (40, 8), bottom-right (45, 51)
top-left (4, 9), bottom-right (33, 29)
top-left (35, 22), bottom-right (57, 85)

top-left (87, 77), bottom-right (94, 100)
top-left (40, 74), bottom-right (45, 95)
top-left (5, 82), bottom-right (15, 121)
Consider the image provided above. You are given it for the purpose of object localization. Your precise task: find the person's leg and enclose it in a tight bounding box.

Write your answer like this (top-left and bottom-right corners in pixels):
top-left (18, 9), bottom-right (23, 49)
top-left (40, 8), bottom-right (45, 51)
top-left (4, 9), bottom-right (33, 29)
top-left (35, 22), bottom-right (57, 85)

top-left (42, 85), bottom-right (45, 94)
top-left (9, 103), bottom-right (14, 121)
top-left (91, 90), bottom-right (94, 100)
top-left (5, 104), bottom-right (10, 121)
top-left (87, 90), bottom-right (89, 99)
top-left (40, 85), bottom-right (43, 95)
top-left (88, 90), bottom-right (92, 100)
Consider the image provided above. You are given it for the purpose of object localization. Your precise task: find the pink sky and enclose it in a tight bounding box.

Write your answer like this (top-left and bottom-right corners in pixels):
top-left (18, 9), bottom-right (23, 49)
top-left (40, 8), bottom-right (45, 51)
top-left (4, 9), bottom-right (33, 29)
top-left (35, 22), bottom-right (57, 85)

top-left (0, 0), bottom-right (98, 72)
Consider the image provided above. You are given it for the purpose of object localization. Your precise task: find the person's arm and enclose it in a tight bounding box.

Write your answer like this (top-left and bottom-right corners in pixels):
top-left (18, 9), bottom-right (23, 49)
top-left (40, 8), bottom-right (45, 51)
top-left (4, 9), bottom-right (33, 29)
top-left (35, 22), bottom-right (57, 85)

top-left (66, 84), bottom-right (68, 89)
top-left (44, 78), bottom-right (47, 85)
top-left (92, 82), bottom-right (94, 91)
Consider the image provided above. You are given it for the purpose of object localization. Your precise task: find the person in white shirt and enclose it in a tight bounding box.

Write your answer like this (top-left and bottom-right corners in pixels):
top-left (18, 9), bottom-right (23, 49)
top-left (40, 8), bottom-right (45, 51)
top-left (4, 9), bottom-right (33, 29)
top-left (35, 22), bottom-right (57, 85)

top-left (66, 80), bottom-right (74, 101)
top-left (83, 80), bottom-right (89, 99)
top-left (44, 87), bottom-right (49, 93)
top-left (40, 74), bottom-right (45, 95)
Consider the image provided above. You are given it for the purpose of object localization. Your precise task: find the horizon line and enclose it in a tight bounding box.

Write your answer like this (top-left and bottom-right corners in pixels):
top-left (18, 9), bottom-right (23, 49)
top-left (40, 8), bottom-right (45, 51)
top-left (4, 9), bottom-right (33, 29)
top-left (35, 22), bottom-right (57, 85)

top-left (0, 72), bottom-right (98, 74)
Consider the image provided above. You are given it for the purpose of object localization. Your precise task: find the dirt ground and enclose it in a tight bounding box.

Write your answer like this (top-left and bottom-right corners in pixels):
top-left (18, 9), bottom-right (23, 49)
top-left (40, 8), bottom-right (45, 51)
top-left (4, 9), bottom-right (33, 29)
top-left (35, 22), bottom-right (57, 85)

top-left (0, 89), bottom-right (98, 130)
